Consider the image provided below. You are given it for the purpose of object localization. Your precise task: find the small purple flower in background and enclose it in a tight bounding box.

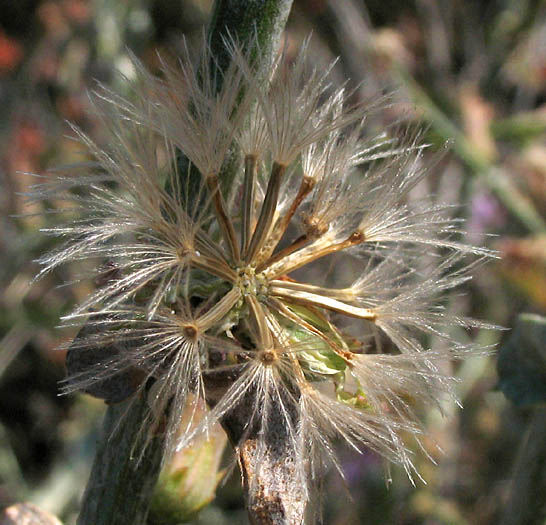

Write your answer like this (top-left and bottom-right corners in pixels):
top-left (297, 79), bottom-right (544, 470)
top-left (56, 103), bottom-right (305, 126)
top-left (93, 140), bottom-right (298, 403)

top-left (340, 449), bottom-right (381, 487)
top-left (469, 191), bottom-right (506, 243)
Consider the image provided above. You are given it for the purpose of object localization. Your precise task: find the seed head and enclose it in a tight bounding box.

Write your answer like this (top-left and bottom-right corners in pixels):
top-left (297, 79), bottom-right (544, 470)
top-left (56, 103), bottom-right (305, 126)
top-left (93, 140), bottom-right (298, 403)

top-left (36, 38), bottom-right (496, 494)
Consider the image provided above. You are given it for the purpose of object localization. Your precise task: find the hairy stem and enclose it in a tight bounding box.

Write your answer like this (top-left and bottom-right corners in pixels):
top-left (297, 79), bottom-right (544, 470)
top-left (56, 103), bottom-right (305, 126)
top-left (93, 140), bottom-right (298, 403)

top-left (78, 394), bottom-right (165, 525)
top-left (207, 0), bottom-right (294, 92)
top-left (179, 0), bottom-right (294, 208)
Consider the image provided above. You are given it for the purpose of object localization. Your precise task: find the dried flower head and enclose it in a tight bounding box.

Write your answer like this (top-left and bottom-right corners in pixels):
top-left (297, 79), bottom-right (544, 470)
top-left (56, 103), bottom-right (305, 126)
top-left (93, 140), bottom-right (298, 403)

top-left (36, 38), bottom-right (495, 500)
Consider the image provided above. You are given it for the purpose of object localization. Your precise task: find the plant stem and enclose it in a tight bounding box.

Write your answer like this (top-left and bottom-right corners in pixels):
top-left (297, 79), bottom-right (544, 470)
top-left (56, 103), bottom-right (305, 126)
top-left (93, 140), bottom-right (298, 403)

top-left (178, 0), bottom-right (294, 206)
top-left (207, 0), bottom-right (293, 88)
top-left (78, 394), bottom-right (165, 525)
top-left (219, 384), bottom-right (307, 525)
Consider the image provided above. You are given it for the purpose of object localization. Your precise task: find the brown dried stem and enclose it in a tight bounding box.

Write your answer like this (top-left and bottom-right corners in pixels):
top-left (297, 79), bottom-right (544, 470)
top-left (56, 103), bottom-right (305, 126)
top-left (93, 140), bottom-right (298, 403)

top-left (214, 379), bottom-right (308, 525)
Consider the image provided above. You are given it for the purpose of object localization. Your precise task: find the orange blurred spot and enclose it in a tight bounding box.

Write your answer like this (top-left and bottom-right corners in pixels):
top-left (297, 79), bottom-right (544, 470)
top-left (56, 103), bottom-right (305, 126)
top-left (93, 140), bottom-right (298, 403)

top-left (38, 1), bottom-right (69, 37)
top-left (0, 31), bottom-right (23, 74)
top-left (63, 0), bottom-right (91, 23)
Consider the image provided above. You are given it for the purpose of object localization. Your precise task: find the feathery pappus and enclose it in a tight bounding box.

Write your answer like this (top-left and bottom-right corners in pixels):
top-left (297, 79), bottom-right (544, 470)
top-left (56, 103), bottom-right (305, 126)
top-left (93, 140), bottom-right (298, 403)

top-left (33, 37), bottom-right (496, 497)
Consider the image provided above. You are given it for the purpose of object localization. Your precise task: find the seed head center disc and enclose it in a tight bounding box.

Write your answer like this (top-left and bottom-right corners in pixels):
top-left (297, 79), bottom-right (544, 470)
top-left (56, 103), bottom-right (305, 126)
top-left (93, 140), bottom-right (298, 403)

top-left (237, 266), bottom-right (268, 300)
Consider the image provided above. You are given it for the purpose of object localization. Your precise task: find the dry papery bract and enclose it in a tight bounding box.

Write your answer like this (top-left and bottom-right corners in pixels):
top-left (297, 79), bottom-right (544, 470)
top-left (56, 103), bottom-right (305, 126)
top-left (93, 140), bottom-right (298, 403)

top-left (34, 37), bottom-right (497, 497)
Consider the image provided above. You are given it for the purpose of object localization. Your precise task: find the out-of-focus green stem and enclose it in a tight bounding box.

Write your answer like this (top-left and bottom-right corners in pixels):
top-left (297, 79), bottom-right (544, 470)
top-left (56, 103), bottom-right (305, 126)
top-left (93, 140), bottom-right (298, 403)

top-left (481, 167), bottom-right (546, 234)
top-left (396, 65), bottom-right (546, 234)
top-left (395, 66), bottom-right (490, 173)
top-left (500, 408), bottom-right (546, 525)
top-left (491, 110), bottom-right (546, 143)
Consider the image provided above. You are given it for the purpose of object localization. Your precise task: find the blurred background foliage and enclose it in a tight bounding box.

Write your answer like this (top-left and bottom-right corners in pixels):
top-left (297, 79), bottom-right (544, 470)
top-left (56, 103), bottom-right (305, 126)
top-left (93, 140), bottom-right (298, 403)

top-left (0, 0), bottom-right (545, 523)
